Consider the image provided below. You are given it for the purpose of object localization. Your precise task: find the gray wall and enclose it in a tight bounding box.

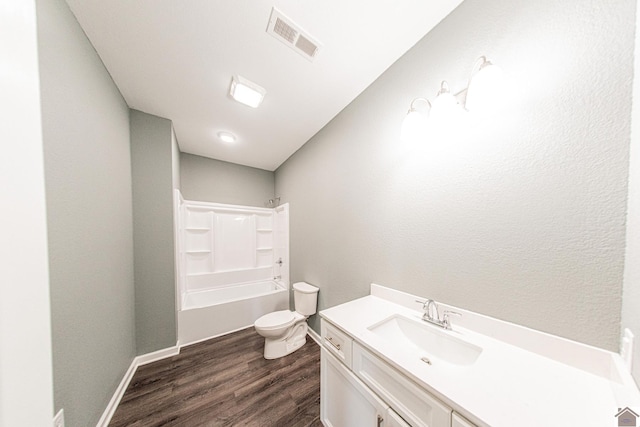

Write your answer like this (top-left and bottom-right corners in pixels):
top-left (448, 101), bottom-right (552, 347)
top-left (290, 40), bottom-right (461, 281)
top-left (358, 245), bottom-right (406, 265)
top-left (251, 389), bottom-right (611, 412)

top-left (180, 152), bottom-right (275, 206)
top-left (37, 0), bottom-right (136, 425)
top-left (172, 128), bottom-right (181, 190)
top-left (276, 0), bottom-right (635, 351)
top-left (130, 110), bottom-right (177, 354)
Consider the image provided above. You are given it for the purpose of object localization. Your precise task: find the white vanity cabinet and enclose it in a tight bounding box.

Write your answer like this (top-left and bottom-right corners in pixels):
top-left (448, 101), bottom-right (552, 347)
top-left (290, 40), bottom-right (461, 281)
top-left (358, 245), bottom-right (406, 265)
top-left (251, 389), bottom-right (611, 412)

top-left (319, 286), bottom-right (640, 427)
top-left (320, 318), bottom-right (474, 427)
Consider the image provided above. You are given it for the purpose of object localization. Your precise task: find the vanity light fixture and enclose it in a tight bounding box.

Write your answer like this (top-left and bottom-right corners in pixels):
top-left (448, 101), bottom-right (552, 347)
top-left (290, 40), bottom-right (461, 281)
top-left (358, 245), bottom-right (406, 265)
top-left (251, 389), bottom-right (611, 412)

top-left (217, 131), bottom-right (236, 143)
top-left (229, 75), bottom-right (266, 108)
top-left (401, 56), bottom-right (502, 141)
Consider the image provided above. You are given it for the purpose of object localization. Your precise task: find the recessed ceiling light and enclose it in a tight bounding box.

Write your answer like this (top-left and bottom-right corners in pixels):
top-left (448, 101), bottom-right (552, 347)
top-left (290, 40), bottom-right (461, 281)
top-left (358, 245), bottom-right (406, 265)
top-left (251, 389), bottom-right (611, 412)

top-left (229, 75), bottom-right (266, 108)
top-left (217, 131), bottom-right (236, 143)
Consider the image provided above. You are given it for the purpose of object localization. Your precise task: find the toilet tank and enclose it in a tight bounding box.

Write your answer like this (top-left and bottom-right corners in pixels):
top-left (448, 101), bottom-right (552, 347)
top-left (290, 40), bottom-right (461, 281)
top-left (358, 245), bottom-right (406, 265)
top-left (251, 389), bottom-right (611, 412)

top-left (293, 282), bottom-right (319, 316)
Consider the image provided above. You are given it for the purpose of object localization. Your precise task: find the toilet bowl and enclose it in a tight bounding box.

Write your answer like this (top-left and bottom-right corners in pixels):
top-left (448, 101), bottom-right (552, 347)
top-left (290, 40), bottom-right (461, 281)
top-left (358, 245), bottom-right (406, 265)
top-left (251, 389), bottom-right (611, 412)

top-left (254, 282), bottom-right (319, 359)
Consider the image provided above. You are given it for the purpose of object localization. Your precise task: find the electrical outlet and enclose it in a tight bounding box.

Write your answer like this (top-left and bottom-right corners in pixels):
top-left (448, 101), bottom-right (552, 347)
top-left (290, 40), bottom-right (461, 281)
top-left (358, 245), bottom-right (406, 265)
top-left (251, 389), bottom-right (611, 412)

top-left (53, 408), bottom-right (64, 427)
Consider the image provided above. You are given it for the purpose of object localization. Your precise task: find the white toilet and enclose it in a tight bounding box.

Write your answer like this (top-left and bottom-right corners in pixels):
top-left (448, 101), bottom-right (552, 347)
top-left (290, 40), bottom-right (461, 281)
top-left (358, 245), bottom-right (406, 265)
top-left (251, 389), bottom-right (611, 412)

top-left (254, 282), bottom-right (319, 359)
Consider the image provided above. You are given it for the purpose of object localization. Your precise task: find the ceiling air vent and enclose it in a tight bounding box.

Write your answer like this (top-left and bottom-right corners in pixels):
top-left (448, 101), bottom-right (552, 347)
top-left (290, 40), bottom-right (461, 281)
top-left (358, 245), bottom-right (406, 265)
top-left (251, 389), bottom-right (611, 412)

top-left (267, 8), bottom-right (322, 62)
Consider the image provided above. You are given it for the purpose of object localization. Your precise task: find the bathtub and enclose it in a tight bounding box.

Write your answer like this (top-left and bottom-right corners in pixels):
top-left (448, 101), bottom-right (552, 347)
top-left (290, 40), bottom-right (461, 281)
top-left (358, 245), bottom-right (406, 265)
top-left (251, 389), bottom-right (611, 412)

top-left (178, 280), bottom-right (289, 346)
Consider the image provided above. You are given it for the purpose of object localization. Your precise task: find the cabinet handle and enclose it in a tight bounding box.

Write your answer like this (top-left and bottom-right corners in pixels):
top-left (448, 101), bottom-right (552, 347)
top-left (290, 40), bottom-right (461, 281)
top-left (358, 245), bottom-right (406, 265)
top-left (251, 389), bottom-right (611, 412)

top-left (325, 336), bottom-right (341, 351)
top-left (377, 415), bottom-right (384, 426)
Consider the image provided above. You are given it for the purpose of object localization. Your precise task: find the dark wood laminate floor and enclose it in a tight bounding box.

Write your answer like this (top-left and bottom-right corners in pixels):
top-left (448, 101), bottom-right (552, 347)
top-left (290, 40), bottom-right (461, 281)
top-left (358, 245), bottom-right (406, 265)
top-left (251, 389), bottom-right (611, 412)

top-left (109, 328), bottom-right (321, 427)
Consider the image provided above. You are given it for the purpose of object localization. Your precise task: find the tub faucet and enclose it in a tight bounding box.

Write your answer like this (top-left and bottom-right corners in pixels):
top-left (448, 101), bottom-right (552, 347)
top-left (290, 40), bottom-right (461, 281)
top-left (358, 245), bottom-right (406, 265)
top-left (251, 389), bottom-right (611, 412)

top-left (415, 299), bottom-right (461, 330)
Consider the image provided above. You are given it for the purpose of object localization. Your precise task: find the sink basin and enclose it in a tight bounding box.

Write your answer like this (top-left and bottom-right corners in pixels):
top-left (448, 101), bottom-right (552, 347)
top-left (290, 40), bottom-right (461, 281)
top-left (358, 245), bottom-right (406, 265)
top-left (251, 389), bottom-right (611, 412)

top-left (368, 314), bottom-right (482, 366)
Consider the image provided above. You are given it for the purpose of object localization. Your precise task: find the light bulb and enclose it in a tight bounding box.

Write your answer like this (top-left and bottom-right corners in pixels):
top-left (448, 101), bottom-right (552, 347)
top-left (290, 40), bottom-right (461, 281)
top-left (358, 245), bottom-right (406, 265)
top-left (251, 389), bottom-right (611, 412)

top-left (430, 81), bottom-right (462, 130)
top-left (401, 109), bottom-right (428, 144)
top-left (430, 91), bottom-right (459, 122)
top-left (466, 61), bottom-right (503, 112)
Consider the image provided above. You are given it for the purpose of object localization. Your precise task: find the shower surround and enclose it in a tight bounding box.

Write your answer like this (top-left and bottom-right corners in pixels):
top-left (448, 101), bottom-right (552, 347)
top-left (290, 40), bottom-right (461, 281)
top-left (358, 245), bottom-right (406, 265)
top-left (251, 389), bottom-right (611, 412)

top-left (175, 193), bottom-right (290, 345)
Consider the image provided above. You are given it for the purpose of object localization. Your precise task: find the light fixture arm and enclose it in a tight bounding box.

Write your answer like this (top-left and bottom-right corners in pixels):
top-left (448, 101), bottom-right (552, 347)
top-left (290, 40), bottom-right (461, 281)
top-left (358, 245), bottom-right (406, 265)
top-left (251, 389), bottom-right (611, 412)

top-left (471, 56), bottom-right (490, 74)
top-left (437, 81), bottom-right (451, 96)
top-left (408, 97), bottom-right (431, 113)
top-left (439, 80), bottom-right (467, 105)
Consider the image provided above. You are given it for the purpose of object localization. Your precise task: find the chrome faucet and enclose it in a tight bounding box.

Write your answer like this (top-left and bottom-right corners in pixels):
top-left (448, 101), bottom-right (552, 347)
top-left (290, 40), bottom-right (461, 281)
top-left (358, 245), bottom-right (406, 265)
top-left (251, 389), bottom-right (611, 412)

top-left (425, 299), bottom-right (439, 323)
top-left (416, 299), bottom-right (461, 330)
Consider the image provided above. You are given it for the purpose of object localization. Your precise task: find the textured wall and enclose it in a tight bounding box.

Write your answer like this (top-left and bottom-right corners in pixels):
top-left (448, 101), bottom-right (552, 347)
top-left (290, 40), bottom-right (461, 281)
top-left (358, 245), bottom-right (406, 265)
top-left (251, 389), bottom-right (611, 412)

top-left (622, 1), bottom-right (640, 384)
top-left (37, 0), bottom-right (136, 425)
top-left (276, 0), bottom-right (635, 350)
top-left (130, 110), bottom-right (177, 354)
top-left (180, 152), bottom-right (275, 206)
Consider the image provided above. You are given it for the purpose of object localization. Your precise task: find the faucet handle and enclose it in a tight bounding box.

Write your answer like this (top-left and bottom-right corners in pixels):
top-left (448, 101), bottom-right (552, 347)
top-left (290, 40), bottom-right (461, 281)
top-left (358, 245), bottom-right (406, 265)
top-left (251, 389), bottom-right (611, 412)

top-left (442, 310), bottom-right (462, 330)
top-left (443, 310), bottom-right (462, 319)
top-left (415, 299), bottom-right (428, 309)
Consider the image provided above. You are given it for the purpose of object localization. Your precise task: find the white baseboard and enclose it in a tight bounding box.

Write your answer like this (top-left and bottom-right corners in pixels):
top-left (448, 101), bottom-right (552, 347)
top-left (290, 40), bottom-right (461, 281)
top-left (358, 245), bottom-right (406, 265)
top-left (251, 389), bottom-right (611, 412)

top-left (96, 344), bottom-right (179, 427)
top-left (307, 327), bottom-right (321, 345)
top-left (53, 408), bottom-right (64, 427)
top-left (178, 324), bottom-right (253, 349)
top-left (136, 344), bottom-right (180, 366)
top-left (96, 357), bottom-right (137, 427)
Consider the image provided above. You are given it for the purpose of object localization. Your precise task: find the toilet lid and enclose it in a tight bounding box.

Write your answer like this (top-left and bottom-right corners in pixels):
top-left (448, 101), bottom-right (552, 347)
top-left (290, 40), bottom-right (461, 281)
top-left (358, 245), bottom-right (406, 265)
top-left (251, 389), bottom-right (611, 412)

top-left (255, 310), bottom-right (295, 329)
top-left (293, 282), bottom-right (319, 294)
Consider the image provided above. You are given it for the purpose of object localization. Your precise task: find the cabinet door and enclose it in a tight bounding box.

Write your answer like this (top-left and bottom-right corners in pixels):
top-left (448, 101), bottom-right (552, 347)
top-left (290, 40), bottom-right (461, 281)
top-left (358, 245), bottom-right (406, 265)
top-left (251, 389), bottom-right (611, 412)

top-left (386, 408), bottom-right (412, 427)
top-left (321, 348), bottom-right (388, 427)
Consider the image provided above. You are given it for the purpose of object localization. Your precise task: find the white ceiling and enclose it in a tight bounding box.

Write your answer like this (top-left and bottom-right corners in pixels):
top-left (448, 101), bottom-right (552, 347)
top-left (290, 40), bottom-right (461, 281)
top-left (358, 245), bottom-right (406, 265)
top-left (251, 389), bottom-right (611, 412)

top-left (65, 0), bottom-right (463, 171)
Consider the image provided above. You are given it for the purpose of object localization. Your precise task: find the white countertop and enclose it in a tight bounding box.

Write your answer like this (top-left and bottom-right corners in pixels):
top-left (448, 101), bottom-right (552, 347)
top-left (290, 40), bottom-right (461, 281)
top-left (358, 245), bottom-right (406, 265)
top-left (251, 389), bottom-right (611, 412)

top-left (319, 285), bottom-right (640, 427)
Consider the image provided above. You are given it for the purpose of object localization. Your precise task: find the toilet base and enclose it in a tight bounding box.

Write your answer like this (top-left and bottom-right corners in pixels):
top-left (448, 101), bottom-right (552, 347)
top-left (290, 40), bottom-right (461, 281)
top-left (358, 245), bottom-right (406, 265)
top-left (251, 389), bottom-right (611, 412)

top-left (263, 321), bottom-right (308, 359)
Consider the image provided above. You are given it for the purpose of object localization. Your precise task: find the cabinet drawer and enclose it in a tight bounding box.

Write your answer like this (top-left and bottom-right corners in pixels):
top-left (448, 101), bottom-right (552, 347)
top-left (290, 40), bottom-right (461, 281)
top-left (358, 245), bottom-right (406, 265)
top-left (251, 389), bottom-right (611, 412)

top-left (352, 342), bottom-right (452, 427)
top-left (321, 319), bottom-right (353, 368)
